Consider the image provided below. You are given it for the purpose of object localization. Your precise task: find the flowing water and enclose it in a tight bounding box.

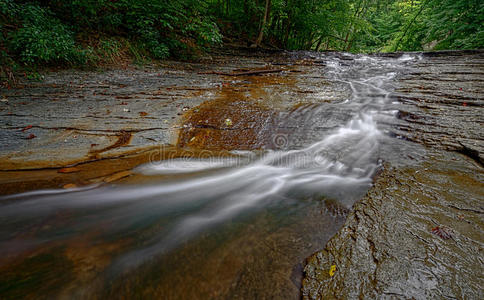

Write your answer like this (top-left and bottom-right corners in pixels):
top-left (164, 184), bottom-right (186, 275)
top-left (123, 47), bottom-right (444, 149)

top-left (0, 53), bottom-right (421, 299)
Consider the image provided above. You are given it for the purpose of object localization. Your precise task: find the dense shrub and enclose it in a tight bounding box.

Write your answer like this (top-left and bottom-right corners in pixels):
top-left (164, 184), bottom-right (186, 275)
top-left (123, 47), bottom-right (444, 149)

top-left (0, 0), bottom-right (222, 68)
top-left (8, 4), bottom-right (86, 65)
top-left (0, 0), bottom-right (482, 76)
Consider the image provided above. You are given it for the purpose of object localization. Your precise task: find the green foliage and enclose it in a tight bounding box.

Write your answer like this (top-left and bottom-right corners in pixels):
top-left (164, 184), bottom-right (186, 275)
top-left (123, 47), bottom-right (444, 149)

top-left (423, 0), bottom-right (484, 50)
top-left (0, 0), bottom-right (482, 75)
top-left (4, 3), bottom-right (86, 65)
top-left (113, 0), bottom-right (221, 59)
top-left (0, 0), bottom-right (223, 69)
top-left (9, 5), bottom-right (85, 64)
top-left (347, 0), bottom-right (484, 52)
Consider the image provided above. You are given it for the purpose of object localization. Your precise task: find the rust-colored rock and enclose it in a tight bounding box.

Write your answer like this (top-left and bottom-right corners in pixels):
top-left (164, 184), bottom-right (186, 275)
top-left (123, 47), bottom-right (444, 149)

top-left (58, 167), bottom-right (81, 174)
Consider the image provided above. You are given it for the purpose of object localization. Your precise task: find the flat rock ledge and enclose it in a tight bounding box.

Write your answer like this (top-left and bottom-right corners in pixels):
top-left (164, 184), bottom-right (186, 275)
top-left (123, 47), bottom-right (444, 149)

top-left (302, 152), bottom-right (483, 299)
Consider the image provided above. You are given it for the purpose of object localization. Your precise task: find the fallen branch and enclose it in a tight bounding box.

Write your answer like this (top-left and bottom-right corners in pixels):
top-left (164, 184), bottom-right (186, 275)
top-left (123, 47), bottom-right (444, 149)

top-left (199, 69), bottom-right (283, 76)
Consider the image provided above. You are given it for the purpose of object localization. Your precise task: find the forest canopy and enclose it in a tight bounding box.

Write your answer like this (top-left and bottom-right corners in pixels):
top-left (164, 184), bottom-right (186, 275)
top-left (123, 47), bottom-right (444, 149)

top-left (1, 0), bottom-right (483, 69)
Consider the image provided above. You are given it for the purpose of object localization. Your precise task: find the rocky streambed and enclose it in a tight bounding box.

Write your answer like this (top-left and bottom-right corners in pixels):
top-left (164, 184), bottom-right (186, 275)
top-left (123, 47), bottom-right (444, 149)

top-left (0, 49), bottom-right (483, 299)
top-left (0, 50), bottom-right (351, 194)
top-left (303, 51), bottom-right (484, 299)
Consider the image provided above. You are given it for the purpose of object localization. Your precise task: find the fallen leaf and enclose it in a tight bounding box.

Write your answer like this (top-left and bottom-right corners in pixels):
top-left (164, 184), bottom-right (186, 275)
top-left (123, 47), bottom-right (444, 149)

top-left (63, 183), bottom-right (78, 189)
top-left (21, 125), bottom-right (33, 132)
top-left (25, 133), bottom-right (36, 139)
top-left (139, 111), bottom-right (148, 116)
top-left (58, 167), bottom-right (81, 174)
top-left (225, 118), bottom-right (233, 126)
top-left (329, 265), bottom-right (337, 277)
top-left (431, 226), bottom-right (452, 240)
top-left (103, 170), bottom-right (132, 183)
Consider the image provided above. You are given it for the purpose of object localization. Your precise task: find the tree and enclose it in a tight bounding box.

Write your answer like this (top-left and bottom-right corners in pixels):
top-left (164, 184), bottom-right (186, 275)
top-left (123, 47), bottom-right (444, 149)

top-left (254, 0), bottom-right (271, 47)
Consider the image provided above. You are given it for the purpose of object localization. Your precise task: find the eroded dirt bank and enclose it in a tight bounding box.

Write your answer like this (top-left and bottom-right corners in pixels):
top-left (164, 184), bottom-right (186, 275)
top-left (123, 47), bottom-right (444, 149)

top-left (303, 51), bottom-right (484, 299)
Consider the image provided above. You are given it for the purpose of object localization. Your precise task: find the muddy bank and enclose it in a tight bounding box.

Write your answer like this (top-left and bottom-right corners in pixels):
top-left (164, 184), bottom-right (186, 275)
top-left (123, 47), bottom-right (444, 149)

top-left (302, 51), bottom-right (484, 299)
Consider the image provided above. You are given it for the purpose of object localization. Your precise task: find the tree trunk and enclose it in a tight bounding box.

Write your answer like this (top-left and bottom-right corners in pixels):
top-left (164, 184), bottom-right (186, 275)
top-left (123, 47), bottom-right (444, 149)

top-left (346, 36), bottom-right (355, 52)
top-left (254, 0), bottom-right (271, 47)
top-left (283, 17), bottom-right (291, 48)
top-left (342, 0), bottom-right (364, 50)
top-left (315, 35), bottom-right (324, 51)
top-left (394, 0), bottom-right (429, 51)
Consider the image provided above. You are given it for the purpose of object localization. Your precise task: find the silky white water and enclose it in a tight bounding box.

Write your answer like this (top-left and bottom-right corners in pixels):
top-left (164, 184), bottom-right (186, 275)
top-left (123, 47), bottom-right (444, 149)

top-left (0, 53), bottom-right (419, 271)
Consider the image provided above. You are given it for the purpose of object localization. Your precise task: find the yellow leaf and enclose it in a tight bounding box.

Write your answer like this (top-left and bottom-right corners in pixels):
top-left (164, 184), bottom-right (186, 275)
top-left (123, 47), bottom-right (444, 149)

top-left (329, 265), bottom-right (336, 277)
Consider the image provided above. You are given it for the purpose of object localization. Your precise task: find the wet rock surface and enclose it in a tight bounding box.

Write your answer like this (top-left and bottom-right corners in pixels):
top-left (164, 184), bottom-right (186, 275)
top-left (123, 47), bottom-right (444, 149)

top-left (0, 64), bottom-right (223, 170)
top-left (0, 50), bottom-right (358, 299)
top-left (393, 51), bottom-right (484, 165)
top-left (0, 52), bottom-right (351, 194)
top-left (1, 50), bottom-right (483, 300)
top-left (302, 51), bottom-right (484, 299)
top-left (303, 153), bottom-right (484, 299)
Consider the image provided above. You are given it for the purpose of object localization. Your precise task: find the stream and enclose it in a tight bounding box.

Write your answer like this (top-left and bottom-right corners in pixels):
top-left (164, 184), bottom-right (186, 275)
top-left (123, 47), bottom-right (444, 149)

top-left (1, 53), bottom-right (430, 299)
